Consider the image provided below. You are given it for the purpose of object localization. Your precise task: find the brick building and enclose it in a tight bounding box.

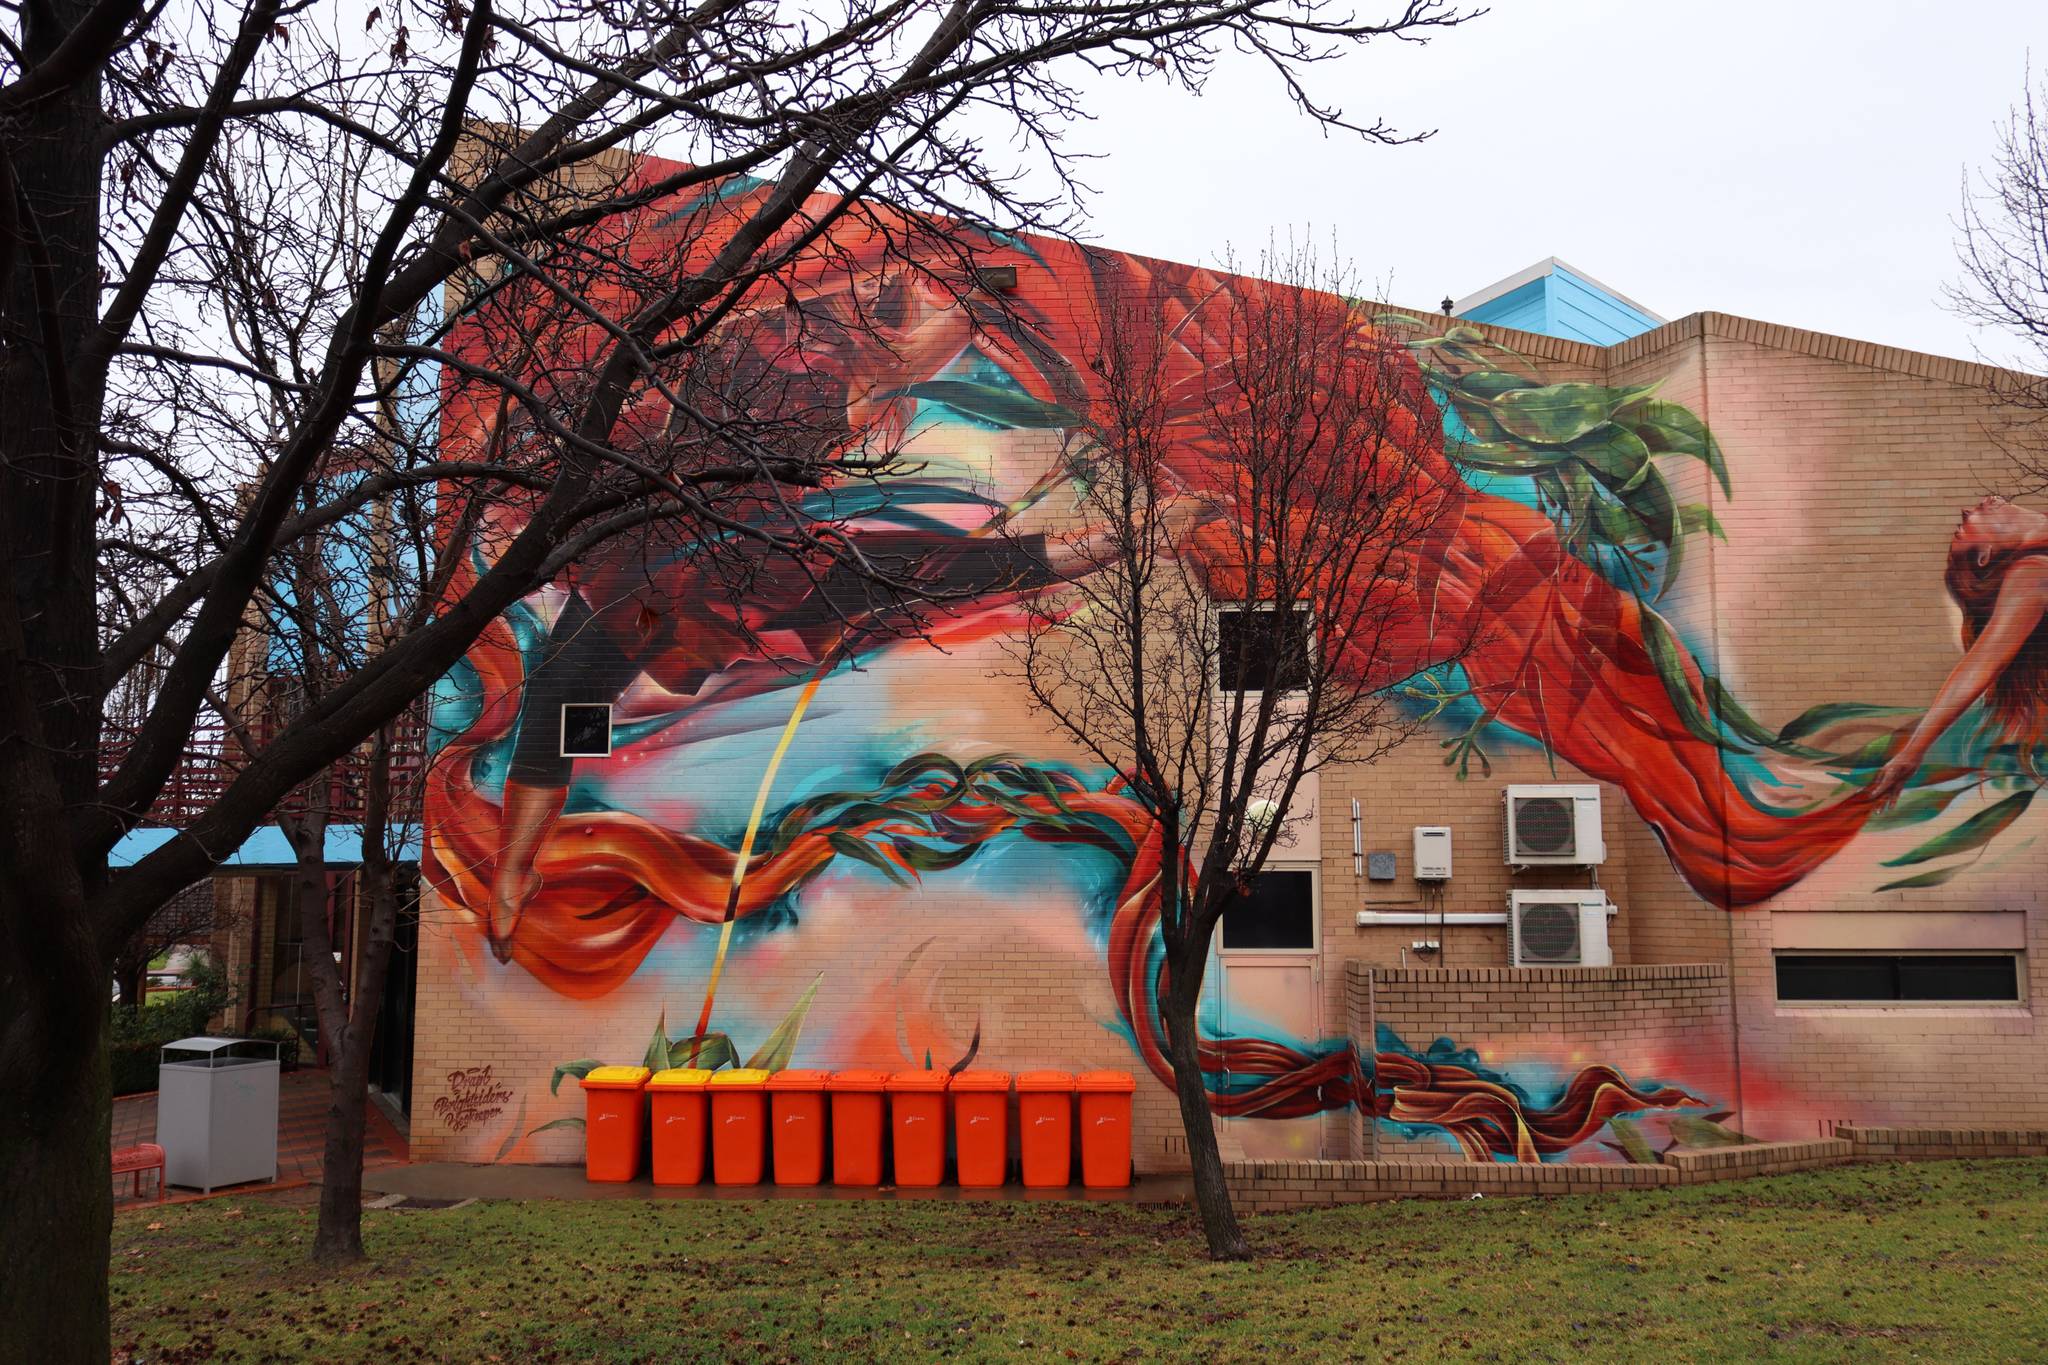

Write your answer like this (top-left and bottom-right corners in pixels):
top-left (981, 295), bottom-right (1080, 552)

top-left (404, 161), bottom-right (2047, 1173)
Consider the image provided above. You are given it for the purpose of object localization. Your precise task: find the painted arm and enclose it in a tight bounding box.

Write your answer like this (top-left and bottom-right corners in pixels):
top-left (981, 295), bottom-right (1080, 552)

top-left (1872, 556), bottom-right (2048, 802)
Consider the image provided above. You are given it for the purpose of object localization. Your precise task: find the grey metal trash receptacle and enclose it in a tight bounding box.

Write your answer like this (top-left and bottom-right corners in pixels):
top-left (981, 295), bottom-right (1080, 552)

top-left (158, 1037), bottom-right (280, 1193)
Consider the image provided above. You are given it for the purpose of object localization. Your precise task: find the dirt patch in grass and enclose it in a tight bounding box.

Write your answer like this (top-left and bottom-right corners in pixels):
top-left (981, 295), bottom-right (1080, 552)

top-left (111, 1159), bottom-right (2048, 1363)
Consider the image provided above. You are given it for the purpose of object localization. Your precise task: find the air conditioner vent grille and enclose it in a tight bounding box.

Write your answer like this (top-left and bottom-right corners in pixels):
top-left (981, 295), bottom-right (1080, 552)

top-left (1515, 902), bottom-right (1581, 962)
top-left (1511, 797), bottom-right (1576, 856)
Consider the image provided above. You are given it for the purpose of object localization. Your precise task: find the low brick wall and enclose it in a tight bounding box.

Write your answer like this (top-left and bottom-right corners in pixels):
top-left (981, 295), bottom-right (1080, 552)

top-left (1353, 961), bottom-right (1737, 1160)
top-left (1225, 1137), bottom-right (1854, 1212)
top-left (1839, 1125), bottom-right (2048, 1160)
top-left (1660, 1138), bottom-right (1853, 1181)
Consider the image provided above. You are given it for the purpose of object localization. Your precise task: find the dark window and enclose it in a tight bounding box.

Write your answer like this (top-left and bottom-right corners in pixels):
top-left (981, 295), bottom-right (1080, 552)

top-left (1220, 870), bottom-right (1316, 950)
top-left (560, 703), bottom-right (614, 758)
top-left (1218, 607), bottom-right (1312, 693)
top-left (1774, 953), bottom-right (2020, 1003)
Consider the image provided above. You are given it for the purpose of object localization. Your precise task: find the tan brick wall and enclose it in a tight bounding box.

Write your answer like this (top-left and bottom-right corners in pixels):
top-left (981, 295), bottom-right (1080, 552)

top-left (1357, 963), bottom-right (1736, 1160)
top-left (407, 223), bottom-right (2048, 1174)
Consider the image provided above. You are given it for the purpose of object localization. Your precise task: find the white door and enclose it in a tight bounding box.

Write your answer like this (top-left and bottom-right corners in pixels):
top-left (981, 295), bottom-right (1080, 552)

top-left (1214, 865), bottom-right (1324, 1160)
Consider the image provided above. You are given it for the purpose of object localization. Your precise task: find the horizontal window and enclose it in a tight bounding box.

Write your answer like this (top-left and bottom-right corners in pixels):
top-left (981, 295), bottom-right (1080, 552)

top-left (1774, 952), bottom-right (2021, 1004)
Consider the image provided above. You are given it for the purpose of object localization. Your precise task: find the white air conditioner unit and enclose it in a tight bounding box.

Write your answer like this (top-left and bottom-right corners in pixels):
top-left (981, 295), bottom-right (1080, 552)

top-left (1507, 891), bottom-right (1613, 967)
top-left (1503, 784), bottom-right (1605, 866)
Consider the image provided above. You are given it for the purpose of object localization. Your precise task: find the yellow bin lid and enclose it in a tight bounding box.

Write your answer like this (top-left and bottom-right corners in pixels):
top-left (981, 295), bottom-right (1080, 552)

top-left (580, 1065), bottom-right (651, 1090)
top-left (707, 1068), bottom-right (772, 1089)
top-left (647, 1068), bottom-right (715, 1090)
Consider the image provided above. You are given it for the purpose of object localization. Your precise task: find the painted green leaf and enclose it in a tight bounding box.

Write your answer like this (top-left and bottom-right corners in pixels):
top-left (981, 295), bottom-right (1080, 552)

top-left (1776, 701), bottom-right (1919, 747)
top-left (1625, 399), bottom-right (1732, 497)
top-left (549, 1058), bottom-right (603, 1097)
top-left (883, 380), bottom-right (1078, 430)
top-left (1881, 789), bottom-right (2035, 867)
top-left (890, 839), bottom-right (979, 874)
top-left (827, 831), bottom-right (913, 886)
top-left (642, 1010), bottom-right (671, 1073)
top-left (744, 973), bottom-right (825, 1072)
top-left (1638, 607), bottom-right (1721, 747)
top-left (527, 1116), bottom-right (586, 1136)
top-left (1606, 1116), bottom-right (1657, 1165)
top-left (1484, 383), bottom-right (1617, 444)
top-left (1699, 676), bottom-right (1786, 753)
top-left (1875, 863), bottom-right (1975, 892)
top-left (1669, 1116), bottom-right (1749, 1148)
top-left (1452, 445), bottom-right (1569, 476)
top-left (1866, 786), bottom-right (1969, 830)
top-left (671, 1032), bottom-right (737, 1071)
top-left (1454, 370), bottom-right (1534, 401)
top-left (1678, 503), bottom-right (1727, 542)
top-left (1568, 424), bottom-right (1652, 489)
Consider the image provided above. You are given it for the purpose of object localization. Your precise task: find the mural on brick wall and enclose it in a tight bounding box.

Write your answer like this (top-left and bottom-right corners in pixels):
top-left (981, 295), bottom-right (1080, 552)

top-left (422, 161), bottom-right (2046, 1164)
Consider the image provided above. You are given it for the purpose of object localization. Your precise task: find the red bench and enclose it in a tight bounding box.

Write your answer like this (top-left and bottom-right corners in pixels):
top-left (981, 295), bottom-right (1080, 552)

top-left (112, 1143), bottom-right (166, 1202)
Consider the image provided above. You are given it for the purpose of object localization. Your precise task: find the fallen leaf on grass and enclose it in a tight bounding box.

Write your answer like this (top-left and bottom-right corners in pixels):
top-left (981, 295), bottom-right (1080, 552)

top-left (145, 1222), bottom-right (164, 1232)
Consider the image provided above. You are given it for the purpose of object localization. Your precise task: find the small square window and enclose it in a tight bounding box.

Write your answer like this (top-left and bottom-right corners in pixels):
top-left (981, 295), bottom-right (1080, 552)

top-left (1220, 870), bottom-right (1317, 950)
top-left (1218, 607), bottom-right (1312, 693)
top-left (560, 703), bottom-right (614, 758)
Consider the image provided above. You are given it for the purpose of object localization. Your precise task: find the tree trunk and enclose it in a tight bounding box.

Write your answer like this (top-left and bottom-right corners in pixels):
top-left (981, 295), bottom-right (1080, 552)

top-left (1162, 954), bottom-right (1251, 1261)
top-left (310, 880), bottom-right (397, 1263)
top-left (0, 0), bottom-right (118, 1349)
top-left (311, 1015), bottom-right (375, 1261)
top-left (113, 954), bottom-right (147, 1011)
top-left (0, 1004), bottom-right (114, 1363)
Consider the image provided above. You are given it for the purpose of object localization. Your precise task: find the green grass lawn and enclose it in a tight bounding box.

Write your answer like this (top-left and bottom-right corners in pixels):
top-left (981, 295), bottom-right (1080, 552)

top-left (111, 1160), bottom-right (2047, 1363)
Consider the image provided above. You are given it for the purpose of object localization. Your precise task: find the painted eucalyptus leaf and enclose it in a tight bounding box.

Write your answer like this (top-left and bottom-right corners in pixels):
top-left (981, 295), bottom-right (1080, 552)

top-left (827, 831), bottom-right (914, 886)
top-left (1625, 399), bottom-right (1732, 496)
top-left (1775, 700), bottom-right (1919, 747)
top-left (1669, 1115), bottom-right (1749, 1148)
top-left (642, 1010), bottom-right (671, 1072)
top-left (549, 1058), bottom-right (603, 1096)
top-left (1881, 789), bottom-right (2036, 867)
top-left (671, 1032), bottom-right (737, 1070)
top-left (527, 1116), bottom-right (586, 1136)
top-left (746, 973), bottom-right (825, 1072)
top-left (1484, 383), bottom-right (1617, 444)
top-left (1866, 786), bottom-right (1969, 830)
top-left (1875, 863), bottom-right (1975, 892)
top-left (1606, 1116), bottom-right (1658, 1165)
top-left (1568, 424), bottom-right (1653, 489)
top-left (884, 379), bottom-right (1078, 430)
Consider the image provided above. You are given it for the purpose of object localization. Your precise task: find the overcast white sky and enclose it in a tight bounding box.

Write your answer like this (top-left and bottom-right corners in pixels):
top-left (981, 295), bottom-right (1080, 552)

top-left (1053, 0), bottom-right (2044, 364)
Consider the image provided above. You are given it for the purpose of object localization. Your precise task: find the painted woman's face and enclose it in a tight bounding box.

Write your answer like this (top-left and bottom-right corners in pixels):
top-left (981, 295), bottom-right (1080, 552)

top-left (1954, 496), bottom-right (2048, 565)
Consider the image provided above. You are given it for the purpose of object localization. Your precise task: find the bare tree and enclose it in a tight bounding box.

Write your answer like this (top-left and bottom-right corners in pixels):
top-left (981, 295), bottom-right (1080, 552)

top-left (1953, 64), bottom-right (2048, 484)
top-left (1, 0), bottom-right (1475, 1351)
top-left (1011, 244), bottom-right (1469, 1258)
top-left (248, 374), bottom-right (442, 1262)
top-left (109, 881), bottom-right (220, 1011)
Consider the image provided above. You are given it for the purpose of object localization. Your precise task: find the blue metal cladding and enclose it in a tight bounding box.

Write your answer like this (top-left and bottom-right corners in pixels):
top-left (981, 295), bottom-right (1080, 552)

top-left (1458, 263), bottom-right (1659, 346)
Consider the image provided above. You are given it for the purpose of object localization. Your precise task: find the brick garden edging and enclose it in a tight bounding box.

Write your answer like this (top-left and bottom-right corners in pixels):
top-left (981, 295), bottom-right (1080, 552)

top-left (1226, 1125), bottom-right (2048, 1213)
top-left (1835, 1125), bottom-right (2048, 1161)
top-left (1226, 1138), bottom-right (1855, 1213)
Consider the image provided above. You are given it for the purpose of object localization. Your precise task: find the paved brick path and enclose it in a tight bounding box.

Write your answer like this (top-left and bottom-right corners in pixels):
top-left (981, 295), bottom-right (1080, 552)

top-left (111, 1067), bottom-right (408, 1207)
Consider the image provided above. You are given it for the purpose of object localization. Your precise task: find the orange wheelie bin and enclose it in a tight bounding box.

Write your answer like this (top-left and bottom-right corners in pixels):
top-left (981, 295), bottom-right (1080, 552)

top-left (766, 1069), bottom-right (831, 1186)
top-left (949, 1071), bottom-right (1012, 1188)
top-left (1075, 1070), bottom-right (1136, 1189)
top-left (578, 1065), bottom-right (651, 1182)
top-left (646, 1068), bottom-right (713, 1186)
top-left (1015, 1071), bottom-right (1075, 1188)
top-left (707, 1068), bottom-right (771, 1185)
top-left (886, 1070), bottom-right (949, 1187)
top-left (826, 1070), bottom-right (890, 1186)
